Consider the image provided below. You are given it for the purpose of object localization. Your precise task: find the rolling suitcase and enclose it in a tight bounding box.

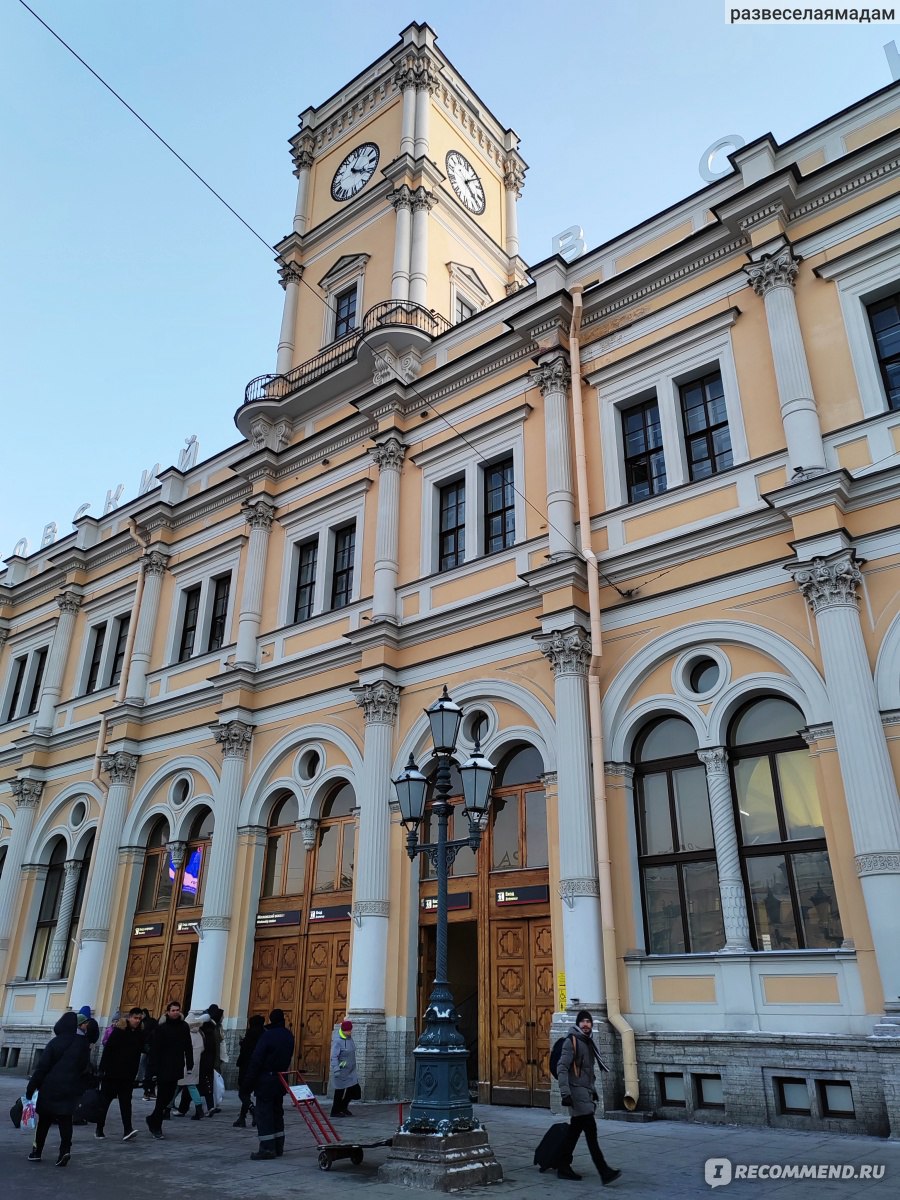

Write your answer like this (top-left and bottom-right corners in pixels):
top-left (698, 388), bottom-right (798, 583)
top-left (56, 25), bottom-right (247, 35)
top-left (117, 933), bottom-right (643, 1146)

top-left (534, 1120), bottom-right (571, 1172)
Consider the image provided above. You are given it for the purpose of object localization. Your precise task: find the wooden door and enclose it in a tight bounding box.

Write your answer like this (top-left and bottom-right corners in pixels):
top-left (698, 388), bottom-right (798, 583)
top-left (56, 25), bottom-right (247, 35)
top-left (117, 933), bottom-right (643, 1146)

top-left (490, 918), bottom-right (554, 1106)
top-left (297, 930), bottom-right (350, 1092)
top-left (121, 943), bottom-right (164, 1013)
top-left (249, 937), bottom-right (302, 1044)
top-left (163, 942), bottom-right (196, 1009)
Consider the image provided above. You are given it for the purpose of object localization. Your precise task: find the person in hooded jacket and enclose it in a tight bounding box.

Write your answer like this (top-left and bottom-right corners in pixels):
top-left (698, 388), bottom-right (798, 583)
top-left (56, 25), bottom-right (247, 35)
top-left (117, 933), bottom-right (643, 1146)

top-left (96, 1007), bottom-right (144, 1141)
top-left (233, 1014), bottom-right (265, 1127)
top-left (330, 1019), bottom-right (359, 1117)
top-left (25, 1011), bottom-right (92, 1166)
top-left (145, 999), bottom-right (193, 1138)
top-left (174, 1010), bottom-right (212, 1120)
top-left (245, 1009), bottom-right (294, 1161)
top-left (556, 1010), bottom-right (621, 1185)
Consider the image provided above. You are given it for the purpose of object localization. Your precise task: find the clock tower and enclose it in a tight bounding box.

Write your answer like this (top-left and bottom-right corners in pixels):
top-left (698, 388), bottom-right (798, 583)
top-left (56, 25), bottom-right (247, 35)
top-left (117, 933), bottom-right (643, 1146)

top-left (268, 23), bottom-right (528, 380)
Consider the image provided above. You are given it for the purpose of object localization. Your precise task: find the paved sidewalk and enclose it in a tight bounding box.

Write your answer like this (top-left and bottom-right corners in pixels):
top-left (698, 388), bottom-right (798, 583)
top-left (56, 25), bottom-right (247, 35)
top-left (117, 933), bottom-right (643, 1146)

top-left (1, 1075), bottom-right (897, 1198)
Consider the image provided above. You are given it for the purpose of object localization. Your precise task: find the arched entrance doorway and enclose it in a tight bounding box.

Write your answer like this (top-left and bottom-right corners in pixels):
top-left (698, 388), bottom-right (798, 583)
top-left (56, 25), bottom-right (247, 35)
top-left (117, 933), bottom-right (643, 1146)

top-left (248, 782), bottom-right (355, 1093)
top-left (417, 744), bottom-right (553, 1106)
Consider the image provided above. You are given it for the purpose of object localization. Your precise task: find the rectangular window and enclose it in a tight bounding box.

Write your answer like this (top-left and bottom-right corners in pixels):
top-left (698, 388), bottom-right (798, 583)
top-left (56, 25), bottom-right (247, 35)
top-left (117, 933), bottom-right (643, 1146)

top-left (177, 585), bottom-right (202, 662)
top-left (679, 371), bottom-right (733, 481)
top-left (866, 291), bottom-right (900, 410)
top-left (623, 398), bottom-right (667, 502)
top-left (4, 656), bottom-right (27, 722)
top-left (438, 478), bottom-right (466, 571)
top-left (658, 1072), bottom-right (686, 1106)
top-left (817, 1080), bottom-right (855, 1118)
top-left (483, 457), bottom-right (515, 554)
top-left (85, 622), bottom-right (108, 694)
top-left (206, 575), bottom-right (231, 653)
top-left (775, 1077), bottom-right (812, 1115)
top-left (333, 285), bottom-right (358, 339)
top-left (330, 524), bottom-right (356, 610)
top-left (109, 616), bottom-right (130, 687)
top-left (292, 540), bottom-right (319, 623)
top-left (455, 296), bottom-right (476, 323)
top-left (26, 647), bottom-right (47, 715)
top-left (695, 1074), bottom-right (725, 1109)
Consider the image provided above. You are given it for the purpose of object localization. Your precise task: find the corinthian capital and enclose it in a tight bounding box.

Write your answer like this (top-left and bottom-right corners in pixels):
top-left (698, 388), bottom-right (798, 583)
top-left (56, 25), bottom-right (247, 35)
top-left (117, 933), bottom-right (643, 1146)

top-left (242, 497), bottom-right (277, 531)
top-left (411, 186), bottom-right (437, 214)
top-left (697, 746), bottom-right (729, 775)
top-left (102, 752), bottom-right (140, 786)
top-left (56, 590), bottom-right (82, 616)
top-left (790, 551), bottom-right (862, 615)
top-left (11, 777), bottom-right (44, 809)
top-left (535, 627), bottom-right (592, 677)
top-left (213, 720), bottom-right (253, 759)
top-left (142, 550), bottom-right (168, 577)
top-left (744, 245), bottom-right (800, 297)
top-left (530, 355), bottom-right (571, 397)
top-left (503, 159), bottom-right (525, 196)
top-left (352, 680), bottom-right (401, 726)
top-left (370, 437), bottom-right (406, 473)
top-left (291, 135), bottom-right (315, 174)
top-left (388, 184), bottom-right (413, 212)
top-left (277, 260), bottom-right (304, 290)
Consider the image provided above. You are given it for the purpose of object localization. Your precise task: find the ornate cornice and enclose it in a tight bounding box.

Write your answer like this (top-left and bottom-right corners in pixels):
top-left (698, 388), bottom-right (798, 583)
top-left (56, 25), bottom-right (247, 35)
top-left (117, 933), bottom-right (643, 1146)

top-left (790, 551), bottom-right (862, 614)
top-left (298, 817), bottom-right (319, 849)
top-left (535, 627), bottom-right (592, 677)
top-left (242, 497), bottom-right (277, 532)
top-left (352, 679), bottom-right (401, 726)
top-left (790, 155), bottom-right (900, 218)
top-left (370, 437), bottom-right (406, 473)
top-left (697, 747), bottom-right (729, 775)
top-left (744, 245), bottom-right (800, 297)
top-left (530, 355), bottom-right (570, 397)
top-left (56, 590), bottom-right (82, 616)
top-left (11, 778), bottom-right (44, 808)
top-left (213, 720), bottom-right (253, 760)
top-left (277, 260), bottom-right (304, 290)
top-left (102, 752), bottom-right (140, 786)
top-left (802, 723), bottom-right (835, 745)
top-left (352, 899), bottom-right (390, 918)
top-left (604, 762), bottom-right (635, 782)
top-left (142, 550), bottom-right (168, 577)
top-left (856, 851), bottom-right (900, 877)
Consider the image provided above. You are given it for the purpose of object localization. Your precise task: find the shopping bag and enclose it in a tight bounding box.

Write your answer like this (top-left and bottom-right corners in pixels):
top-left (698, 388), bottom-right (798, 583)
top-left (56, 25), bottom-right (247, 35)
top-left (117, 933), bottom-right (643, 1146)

top-left (74, 1086), bottom-right (104, 1124)
top-left (213, 1070), bottom-right (225, 1108)
top-left (9, 1097), bottom-right (23, 1128)
top-left (21, 1094), bottom-right (38, 1131)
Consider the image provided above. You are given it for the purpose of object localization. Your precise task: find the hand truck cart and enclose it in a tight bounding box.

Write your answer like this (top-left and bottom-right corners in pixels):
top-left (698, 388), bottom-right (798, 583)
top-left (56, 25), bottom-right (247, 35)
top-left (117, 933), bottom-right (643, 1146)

top-left (278, 1070), bottom-right (393, 1171)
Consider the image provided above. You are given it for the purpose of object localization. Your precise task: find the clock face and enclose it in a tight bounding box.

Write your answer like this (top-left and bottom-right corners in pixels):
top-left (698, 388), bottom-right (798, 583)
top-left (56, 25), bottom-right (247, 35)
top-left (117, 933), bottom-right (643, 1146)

top-left (446, 150), bottom-right (486, 214)
top-left (331, 142), bottom-right (380, 202)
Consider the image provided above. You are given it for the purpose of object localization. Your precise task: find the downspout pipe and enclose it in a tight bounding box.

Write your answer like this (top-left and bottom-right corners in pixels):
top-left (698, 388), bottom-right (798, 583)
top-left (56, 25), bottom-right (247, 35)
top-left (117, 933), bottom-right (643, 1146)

top-left (568, 287), bottom-right (638, 1111)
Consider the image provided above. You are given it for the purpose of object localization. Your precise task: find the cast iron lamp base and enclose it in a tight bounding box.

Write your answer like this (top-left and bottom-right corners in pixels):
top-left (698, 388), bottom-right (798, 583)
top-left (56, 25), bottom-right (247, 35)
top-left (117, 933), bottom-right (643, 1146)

top-left (377, 1127), bottom-right (503, 1191)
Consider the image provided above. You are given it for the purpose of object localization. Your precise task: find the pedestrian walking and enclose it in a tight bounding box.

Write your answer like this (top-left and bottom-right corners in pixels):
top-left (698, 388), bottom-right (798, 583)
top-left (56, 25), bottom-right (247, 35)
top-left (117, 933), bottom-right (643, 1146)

top-left (76, 1005), bottom-right (101, 1046)
top-left (233, 1014), bottom-right (265, 1127)
top-left (144, 999), bottom-right (193, 1139)
top-left (245, 1008), bottom-right (294, 1161)
top-left (96, 1007), bottom-right (144, 1141)
top-left (174, 1011), bottom-right (211, 1120)
top-left (139, 1009), bottom-right (158, 1099)
top-left (556, 1010), bottom-right (621, 1184)
top-left (205, 1002), bottom-right (228, 1114)
top-left (330, 1019), bottom-right (359, 1117)
top-left (24, 1011), bottom-right (92, 1166)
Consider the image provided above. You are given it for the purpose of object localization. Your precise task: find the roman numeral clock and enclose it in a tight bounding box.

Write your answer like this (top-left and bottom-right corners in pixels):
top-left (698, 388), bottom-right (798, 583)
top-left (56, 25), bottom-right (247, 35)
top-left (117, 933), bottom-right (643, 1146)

top-left (331, 142), bottom-right (380, 201)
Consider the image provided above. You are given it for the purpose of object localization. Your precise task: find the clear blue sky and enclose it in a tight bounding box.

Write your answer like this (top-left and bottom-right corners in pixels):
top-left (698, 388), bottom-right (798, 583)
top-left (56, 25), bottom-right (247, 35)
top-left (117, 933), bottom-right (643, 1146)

top-left (2, 1), bottom-right (897, 563)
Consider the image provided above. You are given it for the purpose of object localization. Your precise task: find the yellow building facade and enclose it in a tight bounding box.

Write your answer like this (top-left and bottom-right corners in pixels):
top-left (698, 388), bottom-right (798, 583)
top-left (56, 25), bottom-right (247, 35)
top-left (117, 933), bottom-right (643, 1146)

top-left (2, 23), bottom-right (900, 1133)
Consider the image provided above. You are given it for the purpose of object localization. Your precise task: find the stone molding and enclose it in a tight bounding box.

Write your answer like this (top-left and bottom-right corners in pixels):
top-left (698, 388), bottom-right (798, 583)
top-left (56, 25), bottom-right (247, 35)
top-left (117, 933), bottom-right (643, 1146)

top-left (744, 245), bottom-right (800, 296)
top-left (856, 851), bottom-right (900, 877)
top-left (81, 928), bottom-right (109, 942)
top-left (536, 627), bottom-right (592, 677)
top-left (370, 437), bottom-right (406, 473)
top-left (353, 679), bottom-right (401, 725)
top-left (250, 417), bottom-right (291, 453)
top-left (201, 915), bottom-right (231, 931)
top-left (604, 762), bottom-right (635, 781)
top-left (101, 752), bottom-right (140, 786)
top-left (558, 878), bottom-right (600, 909)
top-left (242, 497), bottom-right (277, 531)
top-left (530, 355), bottom-right (571, 397)
top-left (540, 771), bottom-right (558, 788)
top-left (372, 346), bottom-right (420, 387)
top-left (802, 723), bottom-right (835, 745)
top-left (790, 551), bottom-right (862, 614)
top-left (352, 900), bottom-right (390, 919)
top-left (213, 720), bottom-right (253, 760)
top-left (11, 778), bottom-right (44, 808)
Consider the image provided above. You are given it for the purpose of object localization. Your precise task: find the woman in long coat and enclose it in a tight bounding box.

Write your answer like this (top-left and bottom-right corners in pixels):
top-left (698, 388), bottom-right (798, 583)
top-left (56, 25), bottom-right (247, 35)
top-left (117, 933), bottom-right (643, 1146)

top-left (175, 1011), bottom-right (210, 1119)
top-left (25, 1011), bottom-right (92, 1166)
top-left (329, 1019), bottom-right (359, 1118)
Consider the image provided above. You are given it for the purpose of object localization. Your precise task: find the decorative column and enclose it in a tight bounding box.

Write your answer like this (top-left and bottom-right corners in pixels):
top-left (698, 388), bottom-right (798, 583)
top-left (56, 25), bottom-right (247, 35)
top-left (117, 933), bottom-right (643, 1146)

top-left (69, 752), bottom-right (140, 1007)
top-left (696, 748), bottom-right (752, 952)
top-left (370, 439), bottom-right (405, 621)
top-left (125, 551), bottom-right (168, 704)
top-left (298, 817), bottom-right (319, 849)
top-left (744, 243), bottom-right (826, 477)
top-left (503, 158), bottom-right (525, 261)
top-left (790, 550), bottom-right (900, 1006)
top-left (347, 679), bottom-right (400, 1097)
top-left (408, 188), bottom-right (436, 308)
top-left (536, 627), bottom-right (604, 1007)
top-left (34, 590), bottom-right (81, 734)
top-left (191, 720), bottom-right (253, 1007)
top-left (235, 498), bottom-right (276, 669)
top-left (291, 136), bottom-right (315, 235)
top-left (0, 778), bottom-right (44, 977)
top-left (531, 354), bottom-right (576, 559)
top-left (275, 261), bottom-right (303, 376)
top-left (397, 65), bottom-right (417, 157)
top-left (413, 57), bottom-right (439, 160)
top-left (45, 859), bottom-right (83, 979)
top-left (388, 186), bottom-right (413, 301)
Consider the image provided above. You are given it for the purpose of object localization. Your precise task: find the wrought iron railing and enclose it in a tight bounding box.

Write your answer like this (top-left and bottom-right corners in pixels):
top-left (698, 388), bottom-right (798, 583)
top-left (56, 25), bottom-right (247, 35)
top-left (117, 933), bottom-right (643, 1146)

top-left (243, 302), bottom-right (452, 404)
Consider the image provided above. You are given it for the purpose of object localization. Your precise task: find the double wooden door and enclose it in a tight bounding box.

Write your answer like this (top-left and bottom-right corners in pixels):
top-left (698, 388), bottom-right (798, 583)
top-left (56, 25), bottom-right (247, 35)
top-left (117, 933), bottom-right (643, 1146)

top-left (121, 937), bottom-right (197, 1015)
top-left (490, 918), bottom-right (554, 1106)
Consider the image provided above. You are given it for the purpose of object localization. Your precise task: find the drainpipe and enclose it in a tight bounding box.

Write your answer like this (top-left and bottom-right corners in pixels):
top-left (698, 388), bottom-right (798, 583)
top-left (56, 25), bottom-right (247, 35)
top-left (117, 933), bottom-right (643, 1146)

top-left (568, 287), bottom-right (638, 1110)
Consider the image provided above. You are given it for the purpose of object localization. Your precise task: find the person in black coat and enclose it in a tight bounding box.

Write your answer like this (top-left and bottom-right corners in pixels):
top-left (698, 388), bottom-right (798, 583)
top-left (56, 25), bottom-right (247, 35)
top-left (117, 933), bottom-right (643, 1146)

top-left (145, 1000), bottom-right (193, 1138)
top-left (233, 1014), bottom-right (265, 1127)
top-left (245, 1009), bottom-right (294, 1161)
top-left (96, 1007), bottom-right (144, 1141)
top-left (139, 1010), bottom-right (158, 1099)
top-left (25, 1011), bottom-right (92, 1166)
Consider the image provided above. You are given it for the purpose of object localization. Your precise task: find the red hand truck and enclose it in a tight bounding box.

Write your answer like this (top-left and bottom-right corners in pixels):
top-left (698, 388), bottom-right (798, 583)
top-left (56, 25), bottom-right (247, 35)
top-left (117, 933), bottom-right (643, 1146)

top-left (278, 1070), bottom-right (393, 1171)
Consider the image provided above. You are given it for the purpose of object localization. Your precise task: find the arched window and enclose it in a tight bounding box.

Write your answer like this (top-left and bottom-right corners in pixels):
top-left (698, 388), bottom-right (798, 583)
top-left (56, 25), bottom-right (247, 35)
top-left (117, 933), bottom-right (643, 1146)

top-left (178, 808), bottom-right (213, 909)
top-left (634, 716), bottom-right (724, 954)
top-left (136, 818), bottom-right (172, 912)
top-left (491, 745), bottom-right (547, 871)
top-left (262, 790), bottom-right (306, 898)
top-left (0, 843), bottom-right (6, 884)
top-left (729, 697), bottom-right (842, 950)
top-left (313, 783), bottom-right (356, 894)
top-left (421, 762), bottom-right (476, 878)
top-left (27, 832), bottom-right (94, 980)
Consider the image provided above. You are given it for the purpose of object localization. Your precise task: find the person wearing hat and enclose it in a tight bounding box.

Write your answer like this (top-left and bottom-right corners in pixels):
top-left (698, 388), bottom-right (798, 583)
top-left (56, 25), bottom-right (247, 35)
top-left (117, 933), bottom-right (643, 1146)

top-left (76, 1006), bottom-right (101, 1047)
top-left (244, 1009), bottom-right (294, 1161)
top-left (556, 1010), bottom-right (620, 1185)
top-left (329, 1019), bottom-right (359, 1118)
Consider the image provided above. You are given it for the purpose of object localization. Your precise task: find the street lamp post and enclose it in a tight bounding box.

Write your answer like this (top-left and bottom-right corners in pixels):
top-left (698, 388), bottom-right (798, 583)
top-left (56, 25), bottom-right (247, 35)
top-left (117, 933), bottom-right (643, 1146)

top-left (392, 685), bottom-right (496, 1132)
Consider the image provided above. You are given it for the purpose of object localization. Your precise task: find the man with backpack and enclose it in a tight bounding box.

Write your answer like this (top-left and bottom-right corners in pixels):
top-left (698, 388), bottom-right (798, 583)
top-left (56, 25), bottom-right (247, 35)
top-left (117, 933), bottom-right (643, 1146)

top-left (555, 1010), bottom-right (621, 1184)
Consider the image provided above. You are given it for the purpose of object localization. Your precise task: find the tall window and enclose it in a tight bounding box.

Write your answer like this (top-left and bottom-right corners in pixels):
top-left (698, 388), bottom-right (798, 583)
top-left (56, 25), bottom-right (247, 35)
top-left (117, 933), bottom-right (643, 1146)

top-left (84, 615), bottom-right (131, 694)
top-left (438, 478), bottom-right (466, 571)
top-left (623, 398), bottom-right (666, 502)
top-left (85, 623), bottom-right (107, 693)
top-left (136, 811), bottom-right (213, 914)
top-left (730, 697), bottom-right (842, 951)
top-left (333, 285), bottom-right (358, 339)
top-left (330, 525), bottom-right (355, 610)
top-left (27, 834), bottom-right (93, 980)
top-left (313, 783), bottom-right (356, 893)
top-left (634, 717), bottom-right (725, 954)
top-left (262, 792), bottom-right (306, 898)
top-left (866, 291), bottom-right (900, 410)
top-left (109, 617), bottom-right (130, 686)
top-left (176, 574), bottom-right (233, 662)
top-left (177, 585), bottom-right (201, 662)
top-left (292, 540), bottom-right (318, 623)
top-left (207, 575), bottom-right (231, 653)
top-left (679, 370), bottom-right (733, 481)
top-left (455, 296), bottom-right (476, 323)
top-left (3, 648), bottom-right (48, 722)
top-left (483, 457), bottom-right (515, 553)
top-left (490, 746), bottom-right (548, 872)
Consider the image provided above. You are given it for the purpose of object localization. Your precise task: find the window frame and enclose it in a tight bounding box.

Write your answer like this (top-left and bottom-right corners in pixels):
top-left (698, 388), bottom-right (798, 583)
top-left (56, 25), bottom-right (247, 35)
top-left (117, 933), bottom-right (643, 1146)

top-left (80, 612), bottom-right (131, 695)
top-left (678, 368), bottom-right (734, 482)
top-left (329, 523), bottom-right (356, 611)
top-left (333, 283), bottom-right (359, 340)
top-left (291, 537), bottom-right (319, 624)
top-left (622, 394), bottom-right (667, 503)
top-left (865, 290), bottom-right (900, 411)
top-left (166, 546), bottom-right (239, 667)
top-left (482, 456), bottom-right (516, 555)
top-left (437, 476), bottom-right (466, 572)
top-left (318, 254), bottom-right (369, 346)
top-left (1, 637), bottom-right (50, 724)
